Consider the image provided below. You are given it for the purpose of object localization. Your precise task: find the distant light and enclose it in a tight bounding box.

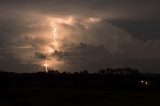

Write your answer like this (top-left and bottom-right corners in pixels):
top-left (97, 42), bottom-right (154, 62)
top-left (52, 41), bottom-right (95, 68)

top-left (145, 81), bottom-right (148, 85)
top-left (140, 80), bottom-right (149, 85)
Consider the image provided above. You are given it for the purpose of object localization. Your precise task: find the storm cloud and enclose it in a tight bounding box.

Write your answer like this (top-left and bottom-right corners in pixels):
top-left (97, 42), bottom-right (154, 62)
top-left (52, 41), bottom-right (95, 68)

top-left (0, 0), bottom-right (159, 72)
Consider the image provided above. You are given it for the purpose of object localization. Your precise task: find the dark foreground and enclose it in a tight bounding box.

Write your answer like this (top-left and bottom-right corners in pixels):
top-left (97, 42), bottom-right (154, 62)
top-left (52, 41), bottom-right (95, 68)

top-left (1, 69), bottom-right (160, 106)
top-left (0, 87), bottom-right (160, 106)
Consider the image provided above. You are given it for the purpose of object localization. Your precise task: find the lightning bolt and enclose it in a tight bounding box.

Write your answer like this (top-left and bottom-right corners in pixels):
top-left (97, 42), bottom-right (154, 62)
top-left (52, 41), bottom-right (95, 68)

top-left (44, 60), bottom-right (48, 72)
top-left (43, 23), bottom-right (58, 72)
top-left (52, 24), bottom-right (58, 52)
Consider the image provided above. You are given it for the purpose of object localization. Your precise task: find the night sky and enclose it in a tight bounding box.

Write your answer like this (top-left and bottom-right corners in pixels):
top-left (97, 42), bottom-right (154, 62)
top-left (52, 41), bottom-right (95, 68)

top-left (0, 0), bottom-right (159, 73)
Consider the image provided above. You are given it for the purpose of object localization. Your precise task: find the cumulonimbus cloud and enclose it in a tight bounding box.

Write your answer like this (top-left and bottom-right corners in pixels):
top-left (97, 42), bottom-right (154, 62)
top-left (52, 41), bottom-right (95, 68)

top-left (0, 0), bottom-right (160, 72)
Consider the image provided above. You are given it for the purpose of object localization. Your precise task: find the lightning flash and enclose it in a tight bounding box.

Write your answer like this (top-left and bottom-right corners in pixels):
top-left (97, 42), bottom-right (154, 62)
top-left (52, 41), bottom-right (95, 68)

top-left (52, 24), bottom-right (58, 51)
top-left (43, 60), bottom-right (49, 72)
top-left (43, 23), bottom-right (59, 72)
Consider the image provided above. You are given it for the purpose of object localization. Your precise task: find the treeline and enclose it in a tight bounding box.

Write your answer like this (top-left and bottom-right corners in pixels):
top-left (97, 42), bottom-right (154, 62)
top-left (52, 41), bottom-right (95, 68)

top-left (0, 68), bottom-right (160, 92)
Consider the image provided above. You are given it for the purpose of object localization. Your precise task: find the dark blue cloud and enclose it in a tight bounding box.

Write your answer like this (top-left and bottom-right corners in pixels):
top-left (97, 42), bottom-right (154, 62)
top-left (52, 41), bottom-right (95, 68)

top-left (110, 20), bottom-right (160, 41)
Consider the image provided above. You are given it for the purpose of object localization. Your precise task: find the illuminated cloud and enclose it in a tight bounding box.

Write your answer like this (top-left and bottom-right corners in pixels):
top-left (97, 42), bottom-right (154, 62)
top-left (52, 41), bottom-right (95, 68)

top-left (0, 0), bottom-right (159, 72)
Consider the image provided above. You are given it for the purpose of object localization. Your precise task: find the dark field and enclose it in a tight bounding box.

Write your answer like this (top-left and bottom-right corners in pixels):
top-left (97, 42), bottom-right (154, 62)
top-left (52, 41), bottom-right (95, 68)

top-left (0, 87), bottom-right (160, 106)
top-left (1, 70), bottom-right (160, 106)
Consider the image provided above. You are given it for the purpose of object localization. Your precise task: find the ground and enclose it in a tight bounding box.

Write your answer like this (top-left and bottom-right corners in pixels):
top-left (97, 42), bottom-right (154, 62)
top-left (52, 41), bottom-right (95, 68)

top-left (0, 87), bottom-right (159, 106)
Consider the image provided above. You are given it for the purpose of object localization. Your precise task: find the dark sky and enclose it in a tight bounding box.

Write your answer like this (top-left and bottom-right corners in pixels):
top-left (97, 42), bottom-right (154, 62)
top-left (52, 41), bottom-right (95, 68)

top-left (0, 0), bottom-right (160, 73)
